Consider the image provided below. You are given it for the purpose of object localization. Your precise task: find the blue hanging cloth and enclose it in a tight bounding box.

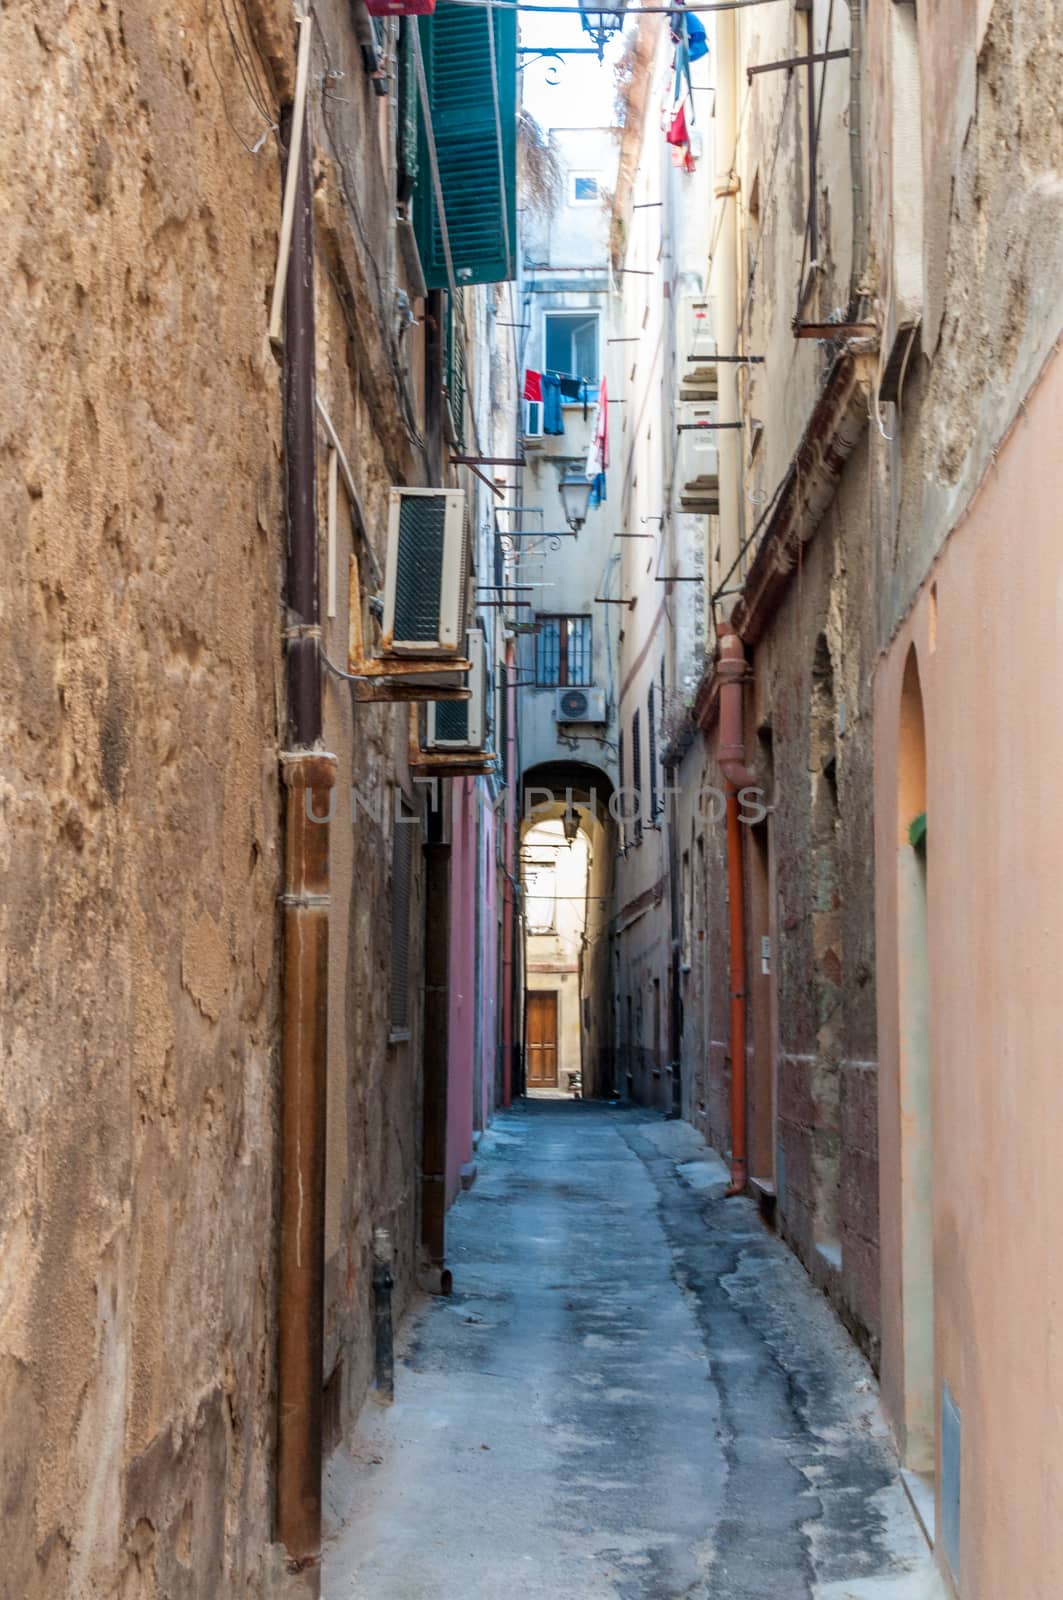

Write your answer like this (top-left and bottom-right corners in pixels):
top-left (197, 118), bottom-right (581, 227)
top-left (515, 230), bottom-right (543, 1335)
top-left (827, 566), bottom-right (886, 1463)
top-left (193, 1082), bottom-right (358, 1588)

top-left (685, 12), bottom-right (708, 62)
top-left (541, 372), bottom-right (564, 435)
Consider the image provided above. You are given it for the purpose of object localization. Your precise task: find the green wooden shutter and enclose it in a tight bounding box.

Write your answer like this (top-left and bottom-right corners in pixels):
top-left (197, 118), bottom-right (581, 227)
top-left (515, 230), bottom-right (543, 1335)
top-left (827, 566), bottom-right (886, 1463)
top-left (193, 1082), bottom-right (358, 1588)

top-left (413, 1), bottom-right (517, 289)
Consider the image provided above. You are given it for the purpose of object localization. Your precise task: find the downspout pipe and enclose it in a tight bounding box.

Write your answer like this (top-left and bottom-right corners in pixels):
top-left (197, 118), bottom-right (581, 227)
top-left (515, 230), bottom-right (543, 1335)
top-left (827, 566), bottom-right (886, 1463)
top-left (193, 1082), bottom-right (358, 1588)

top-left (716, 623), bottom-right (754, 1195)
top-left (847, 0), bottom-right (866, 313)
top-left (276, 96), bottom-right (334, 1590)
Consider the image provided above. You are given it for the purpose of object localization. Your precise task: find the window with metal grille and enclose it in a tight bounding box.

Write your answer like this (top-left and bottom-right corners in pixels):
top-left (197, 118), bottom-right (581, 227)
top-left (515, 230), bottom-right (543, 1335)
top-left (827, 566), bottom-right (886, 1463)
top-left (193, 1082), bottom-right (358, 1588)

top-left (631, 708), bottom-right (643, 842)
top-left (647, 683), bottom-right (659, 821)
top-left (536, 615), bottom-right (592, 686)
top-left (389, 797), bottom-right (417, 1038)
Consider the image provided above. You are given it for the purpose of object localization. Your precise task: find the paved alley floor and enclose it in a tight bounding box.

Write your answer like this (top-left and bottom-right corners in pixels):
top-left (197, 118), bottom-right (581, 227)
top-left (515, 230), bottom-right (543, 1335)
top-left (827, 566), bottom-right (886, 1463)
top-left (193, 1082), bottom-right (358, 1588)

top-left (324, 1102), bottom-right (943, 1600)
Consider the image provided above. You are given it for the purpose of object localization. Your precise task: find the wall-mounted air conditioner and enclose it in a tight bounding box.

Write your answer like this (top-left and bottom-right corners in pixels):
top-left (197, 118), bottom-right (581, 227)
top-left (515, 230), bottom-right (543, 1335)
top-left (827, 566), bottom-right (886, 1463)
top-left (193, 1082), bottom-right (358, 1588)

top-left (382, 488), bottom-right (468, 656)
top-left (680, 293), bottom-right (718, 398)
top-left (554, 686), bottom-right (606, 725)
top-left (522, 398), bottom-right (544, 443)
top-left (678, 401), bottom-right (720, 510)
top-left (426, 629), bottom-right (487, 750)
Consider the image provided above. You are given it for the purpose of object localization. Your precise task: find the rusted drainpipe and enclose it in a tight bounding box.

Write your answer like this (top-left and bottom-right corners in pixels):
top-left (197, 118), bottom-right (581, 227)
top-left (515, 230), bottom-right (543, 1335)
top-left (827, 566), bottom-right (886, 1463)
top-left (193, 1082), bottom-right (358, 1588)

top-left (276, 95), bottom-right (334, 1587)
top-left (716, 623), bottom-right (756, 1196)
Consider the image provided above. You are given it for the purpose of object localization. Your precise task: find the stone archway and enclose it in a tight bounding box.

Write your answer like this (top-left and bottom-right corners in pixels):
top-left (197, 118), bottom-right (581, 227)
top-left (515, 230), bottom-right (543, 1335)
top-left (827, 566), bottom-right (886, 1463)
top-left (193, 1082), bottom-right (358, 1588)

top-left (521, 763), bottom-right (617, 1099)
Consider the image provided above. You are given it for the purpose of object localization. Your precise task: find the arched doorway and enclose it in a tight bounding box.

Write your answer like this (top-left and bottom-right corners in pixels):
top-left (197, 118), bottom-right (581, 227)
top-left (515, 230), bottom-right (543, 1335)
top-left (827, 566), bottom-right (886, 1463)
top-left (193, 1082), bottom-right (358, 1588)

top-left (520, 763), bottom-right (617, 1099)
top-left (896, 645), bottom-right (934, 1473)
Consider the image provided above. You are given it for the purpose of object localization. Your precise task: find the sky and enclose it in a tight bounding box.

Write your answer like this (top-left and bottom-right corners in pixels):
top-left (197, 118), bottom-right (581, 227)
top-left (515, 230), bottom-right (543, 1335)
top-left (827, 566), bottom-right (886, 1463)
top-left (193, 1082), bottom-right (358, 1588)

top-left (519, 8), bottom-right (628, 132)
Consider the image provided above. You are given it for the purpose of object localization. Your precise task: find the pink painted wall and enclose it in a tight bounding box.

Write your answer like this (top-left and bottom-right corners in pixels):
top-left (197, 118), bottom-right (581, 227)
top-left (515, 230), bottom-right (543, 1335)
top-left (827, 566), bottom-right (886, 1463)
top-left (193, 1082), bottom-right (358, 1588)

top-left (446, 778), bottom-right (477, 1207)
top-left (874, 345), bottom-right (1063, 1597)
top-left (478, 797), bottom-right (498, 1131)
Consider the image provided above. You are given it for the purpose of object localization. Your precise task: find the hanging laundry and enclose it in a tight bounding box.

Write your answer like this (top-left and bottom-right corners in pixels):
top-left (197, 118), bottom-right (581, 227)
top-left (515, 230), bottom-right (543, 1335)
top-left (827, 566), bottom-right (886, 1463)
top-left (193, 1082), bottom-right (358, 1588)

top-left (585, 375), bottom-right (609, 506)
top-left (540, 372), bottom-right (564, 435)
top-left (523, 369), bottom-right (543, 403)
top-left (674, 9), bottom-right (708, 63)
top-left (558, 375), bottom-right (583, 402)
top-left (666, 104), bottom-right (689, 150)
top-left (664, 8), bottom-right (699, 174)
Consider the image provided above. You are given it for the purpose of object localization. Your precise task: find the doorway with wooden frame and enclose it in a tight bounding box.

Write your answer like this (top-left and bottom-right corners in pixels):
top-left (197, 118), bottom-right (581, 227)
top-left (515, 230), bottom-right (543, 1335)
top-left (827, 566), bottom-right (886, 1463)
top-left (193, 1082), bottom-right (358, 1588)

top-left (526, 991), bottom-right (559, 1089)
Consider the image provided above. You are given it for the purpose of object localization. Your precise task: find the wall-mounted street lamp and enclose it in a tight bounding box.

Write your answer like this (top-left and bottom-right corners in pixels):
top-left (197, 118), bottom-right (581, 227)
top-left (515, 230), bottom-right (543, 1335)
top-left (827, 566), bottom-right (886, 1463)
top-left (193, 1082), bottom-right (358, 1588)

top-left (559, 473), bottom-right (594, 533)
top-left (577, 0), bottom-right (627, 61)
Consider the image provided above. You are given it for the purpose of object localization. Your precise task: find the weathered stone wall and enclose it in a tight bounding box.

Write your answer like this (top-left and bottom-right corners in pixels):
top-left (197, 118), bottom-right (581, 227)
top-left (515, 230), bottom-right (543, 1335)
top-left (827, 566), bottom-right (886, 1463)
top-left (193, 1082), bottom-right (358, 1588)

top-left (306, 0), bottom-right (434, 1458)
top-left (748, 439), bottom-right (880, 1357)
top-left (0, 1), bottom-right (293, 1592)
top-left (867, 0), bottom-right (1063, 637)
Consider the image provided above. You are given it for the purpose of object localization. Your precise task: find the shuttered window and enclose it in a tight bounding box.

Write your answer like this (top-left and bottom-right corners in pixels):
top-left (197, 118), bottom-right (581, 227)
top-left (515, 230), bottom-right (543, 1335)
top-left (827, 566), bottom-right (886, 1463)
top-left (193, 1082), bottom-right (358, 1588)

top-left (631, 709), bottom-right (643, 843)
top-left (647, 684), bottom-right (659, 821)
top-left (444, 289), bottom-right (467, 449)
top-left (413, 2), bottom-right (517, 289)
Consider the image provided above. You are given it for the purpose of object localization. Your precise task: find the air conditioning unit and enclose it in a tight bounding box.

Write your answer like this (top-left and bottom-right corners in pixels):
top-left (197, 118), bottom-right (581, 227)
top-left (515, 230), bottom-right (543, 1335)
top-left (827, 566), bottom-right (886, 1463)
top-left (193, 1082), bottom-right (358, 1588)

top-left (522, 398), bottom-right (544, 444)
top-left (426, 629), bottom-right (487, 750)
top-left (679, 401), bottom-right (720, 511)
top-left (555, 686), bottom-right (606, 725)
top-left (382, 488), bottom-right (468, 656)
top-left (680, 293), bottom-right (718, 397)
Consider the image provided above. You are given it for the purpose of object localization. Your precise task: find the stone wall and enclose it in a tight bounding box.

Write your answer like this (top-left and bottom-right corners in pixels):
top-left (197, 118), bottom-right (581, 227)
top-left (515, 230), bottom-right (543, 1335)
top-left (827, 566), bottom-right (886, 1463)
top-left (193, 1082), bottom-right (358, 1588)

top-left (0, 1), bottom-right (292, 1592)
top-left (0, 0), bottom-right (462, 1587)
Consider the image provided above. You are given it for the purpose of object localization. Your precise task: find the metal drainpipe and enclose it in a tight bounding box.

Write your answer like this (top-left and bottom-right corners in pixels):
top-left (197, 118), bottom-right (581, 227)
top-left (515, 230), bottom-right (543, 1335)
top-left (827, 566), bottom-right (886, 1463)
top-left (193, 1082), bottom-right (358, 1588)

top-left (715, 623), bottom-right (756, 1195)
top-left (276, 96), bottom-right (335, 1587)
top-left (847, 0), bottom-right (866, 312)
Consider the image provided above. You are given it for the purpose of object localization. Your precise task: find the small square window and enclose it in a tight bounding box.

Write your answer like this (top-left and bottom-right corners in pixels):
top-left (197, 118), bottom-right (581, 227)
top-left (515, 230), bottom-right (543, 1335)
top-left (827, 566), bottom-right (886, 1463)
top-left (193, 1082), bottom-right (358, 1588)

top-left (570, 173), bottom-right (600, 205)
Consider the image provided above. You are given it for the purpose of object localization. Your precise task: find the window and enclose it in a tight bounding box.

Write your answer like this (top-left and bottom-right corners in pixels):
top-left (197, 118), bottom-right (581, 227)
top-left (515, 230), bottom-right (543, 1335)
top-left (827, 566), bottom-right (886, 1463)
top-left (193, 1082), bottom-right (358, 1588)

top-left (631, 708), bottom-right (643, 842)
top-left (617, 729), bottom-right (625, 852)
top-left (544, 312), bottom-right (599, 388)
top-left (536, 615), bottom-right (592, 686)
top-left (525, 859), bottom-right (557, 933)
top-left (647, 683), bottom-right (659, 821)
top-left (389, 797), bottom-right (417, 1038)
top-left (569, 172), bottom-right (600, 205)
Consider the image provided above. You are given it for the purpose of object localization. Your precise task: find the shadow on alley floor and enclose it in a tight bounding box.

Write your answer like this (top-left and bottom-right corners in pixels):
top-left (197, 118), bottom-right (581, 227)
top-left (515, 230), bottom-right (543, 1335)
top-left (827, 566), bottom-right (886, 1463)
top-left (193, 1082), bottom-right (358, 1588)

top-left (324, 1101), bottom-right (944, 1600)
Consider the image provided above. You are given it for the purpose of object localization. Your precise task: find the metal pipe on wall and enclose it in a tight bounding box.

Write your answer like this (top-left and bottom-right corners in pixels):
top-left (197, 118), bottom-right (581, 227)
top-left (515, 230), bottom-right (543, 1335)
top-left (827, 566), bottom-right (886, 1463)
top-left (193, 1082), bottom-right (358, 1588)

top-left (847, 0), bottom-right (866, 311)
top-left (276, 93), bottom-right (334, 1589)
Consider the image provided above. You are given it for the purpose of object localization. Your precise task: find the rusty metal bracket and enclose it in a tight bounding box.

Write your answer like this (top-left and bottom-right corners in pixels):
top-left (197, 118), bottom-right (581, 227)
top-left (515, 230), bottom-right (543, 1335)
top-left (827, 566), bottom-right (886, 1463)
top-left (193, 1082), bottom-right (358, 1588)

top-left (406, 708), bottom-right (500, 776)
top-left (746, 48), bottom-right (849, 82)
top-left (347, 553), bottom-right (471, 696)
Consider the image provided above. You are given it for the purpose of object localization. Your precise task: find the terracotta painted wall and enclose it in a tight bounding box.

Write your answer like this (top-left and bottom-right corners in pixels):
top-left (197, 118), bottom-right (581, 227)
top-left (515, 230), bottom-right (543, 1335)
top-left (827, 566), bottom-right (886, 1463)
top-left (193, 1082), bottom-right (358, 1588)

top-left (875, 342), bottom-right (1063, 1598)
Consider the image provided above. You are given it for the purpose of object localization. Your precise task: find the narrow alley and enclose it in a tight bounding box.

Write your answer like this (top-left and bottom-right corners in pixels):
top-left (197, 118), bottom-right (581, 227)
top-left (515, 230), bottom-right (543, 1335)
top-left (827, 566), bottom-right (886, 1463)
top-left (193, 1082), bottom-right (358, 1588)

top-left (325, 1104), bottom-right (937, 1600)
top-left (4, 0), bottom-right (1063, 1596)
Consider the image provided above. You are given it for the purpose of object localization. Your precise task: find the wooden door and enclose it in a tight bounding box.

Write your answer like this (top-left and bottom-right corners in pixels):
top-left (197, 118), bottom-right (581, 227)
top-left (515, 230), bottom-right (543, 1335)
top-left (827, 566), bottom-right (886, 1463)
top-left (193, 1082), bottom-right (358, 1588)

top-left (526, 992), bottom-right (559, 1087)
